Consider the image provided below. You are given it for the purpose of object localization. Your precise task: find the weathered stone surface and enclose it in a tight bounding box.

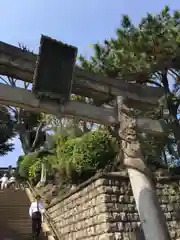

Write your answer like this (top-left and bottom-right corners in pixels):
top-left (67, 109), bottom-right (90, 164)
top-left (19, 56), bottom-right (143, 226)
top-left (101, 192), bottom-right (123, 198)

top-left (44, 171), bottom-right (180, 239)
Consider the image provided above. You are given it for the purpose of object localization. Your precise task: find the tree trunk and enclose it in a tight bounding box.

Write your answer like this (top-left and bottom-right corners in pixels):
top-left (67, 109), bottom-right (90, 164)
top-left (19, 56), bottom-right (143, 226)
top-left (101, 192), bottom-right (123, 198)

top-left (19, 131), bottom-right (30, 154)
top-left (117, 96), bottom-right (170, 240)
top-left (168, 103), bottom-right (180, 157)
top-left (18, 122), bottom-right (44, 154)
top-left (161, 72), bottom-right (180, 157)
top-left (40, 162), bottom-right (46, 184)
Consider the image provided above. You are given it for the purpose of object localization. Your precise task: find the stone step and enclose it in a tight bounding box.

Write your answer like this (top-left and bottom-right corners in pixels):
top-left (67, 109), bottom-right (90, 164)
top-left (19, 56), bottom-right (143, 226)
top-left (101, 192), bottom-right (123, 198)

top-left (0, 232), bottom-right (48, 240)
top-left (0, 189), bottom-right (47, 240)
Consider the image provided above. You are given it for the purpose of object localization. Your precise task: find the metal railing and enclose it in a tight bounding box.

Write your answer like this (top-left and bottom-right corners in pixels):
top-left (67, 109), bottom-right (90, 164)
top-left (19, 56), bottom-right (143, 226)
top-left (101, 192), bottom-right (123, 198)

top-left (25, 181), bottom-right (61, 240)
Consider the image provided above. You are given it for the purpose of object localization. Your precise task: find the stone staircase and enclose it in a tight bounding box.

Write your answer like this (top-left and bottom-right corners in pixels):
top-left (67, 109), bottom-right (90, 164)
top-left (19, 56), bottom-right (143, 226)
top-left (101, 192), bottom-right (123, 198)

top-left (0, 188), bottom-right (48, 240)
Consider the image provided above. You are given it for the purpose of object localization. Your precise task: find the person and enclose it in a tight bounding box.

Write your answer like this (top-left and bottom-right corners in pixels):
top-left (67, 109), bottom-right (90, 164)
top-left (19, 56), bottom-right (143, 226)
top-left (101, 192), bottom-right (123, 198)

top-left (0, 173), bottom-right (8, 190)
top-left (29, 195), bottom-right (45, 239)
top-left (8, 175), bottom-right (16, 189)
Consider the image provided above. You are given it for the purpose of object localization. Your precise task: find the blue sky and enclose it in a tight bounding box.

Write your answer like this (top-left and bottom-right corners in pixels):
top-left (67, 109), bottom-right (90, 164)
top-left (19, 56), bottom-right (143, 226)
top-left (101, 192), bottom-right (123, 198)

top-left (0, 0), bottom-right (179, 167)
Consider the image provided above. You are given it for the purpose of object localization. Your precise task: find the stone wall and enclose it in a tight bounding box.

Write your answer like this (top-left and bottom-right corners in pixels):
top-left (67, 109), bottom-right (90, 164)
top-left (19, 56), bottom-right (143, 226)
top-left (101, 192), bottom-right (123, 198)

top-left (46, 172), bottom-right (180, 240)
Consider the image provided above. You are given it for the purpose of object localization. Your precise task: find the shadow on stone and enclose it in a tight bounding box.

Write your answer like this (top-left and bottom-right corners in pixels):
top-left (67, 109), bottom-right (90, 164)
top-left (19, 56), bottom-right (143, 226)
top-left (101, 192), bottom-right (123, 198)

top-left (130, 227), bottom-right (145, 240)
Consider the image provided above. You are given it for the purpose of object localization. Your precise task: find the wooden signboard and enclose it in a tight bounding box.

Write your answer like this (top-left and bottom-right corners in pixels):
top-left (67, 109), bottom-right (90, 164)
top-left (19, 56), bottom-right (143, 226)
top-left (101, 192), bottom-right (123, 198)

top-left (32, 35), bottom-right (77, 102)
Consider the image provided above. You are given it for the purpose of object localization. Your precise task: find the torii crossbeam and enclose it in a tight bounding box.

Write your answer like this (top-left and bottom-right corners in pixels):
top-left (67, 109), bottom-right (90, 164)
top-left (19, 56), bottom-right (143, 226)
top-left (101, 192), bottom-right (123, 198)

top-left (0, 40), bottom-right (167, 136)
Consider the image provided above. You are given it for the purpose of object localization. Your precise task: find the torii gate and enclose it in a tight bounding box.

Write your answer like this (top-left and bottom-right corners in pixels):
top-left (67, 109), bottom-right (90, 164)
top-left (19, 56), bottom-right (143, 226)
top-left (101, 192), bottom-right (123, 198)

top-left (0, 36), bottom-right (170, 240)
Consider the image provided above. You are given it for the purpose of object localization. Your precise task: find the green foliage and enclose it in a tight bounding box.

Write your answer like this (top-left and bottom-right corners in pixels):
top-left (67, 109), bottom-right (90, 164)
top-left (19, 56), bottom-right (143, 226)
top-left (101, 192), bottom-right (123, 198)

top-left (28, 160), bottom-right (41, 182)
top-left (16, 155), bottom-right (24, 173)
top-left (17, 127), bottom-right (117, 187)
top-left (72, 130), bottom-right (117, 171)
top-left (14, 155), bottom-right (24, 179)
top-left (56, 129), bottom-right (118, 184)
top-left (0, 105), bottom-right (15, 155)
top-left (55, 121), bottom-right (83, 140)
top-left (56, 138), bottom-right (80, 181)
top-left (79, 6), bottom-right (180, 163)
top-left (18, 152), bottom-right (39, 179)
top-left (88, 6), bottom-right (179, 80)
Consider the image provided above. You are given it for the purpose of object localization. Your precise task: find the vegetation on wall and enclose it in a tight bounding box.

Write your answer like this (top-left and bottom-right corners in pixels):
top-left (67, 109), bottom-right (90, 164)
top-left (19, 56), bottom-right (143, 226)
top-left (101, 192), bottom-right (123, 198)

top-left (17, 128), bottom-right (118, 187)
top-left (18, 152), bottom-right (39, 179)
top-left (55, 129), bottom-right (118, 185)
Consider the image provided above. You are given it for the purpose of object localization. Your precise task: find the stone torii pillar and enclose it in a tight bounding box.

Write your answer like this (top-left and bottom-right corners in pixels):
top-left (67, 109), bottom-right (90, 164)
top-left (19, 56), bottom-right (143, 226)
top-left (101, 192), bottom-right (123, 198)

top-left (117, 96), bottom-right (171, 240)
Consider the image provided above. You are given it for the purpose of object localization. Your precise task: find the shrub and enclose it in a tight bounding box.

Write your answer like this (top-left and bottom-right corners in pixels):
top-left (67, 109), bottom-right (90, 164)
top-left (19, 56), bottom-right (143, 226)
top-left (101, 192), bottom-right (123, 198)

top-left (18, 129), bottom-right (118, 187)
top-left (15, 155), bottom-right (25, 179)
top-left (56, 129), bottom-right (118, 184)
top-left (18, 152), bottom-right (38, 179)
top-left (55, 138), bottom-right (80, 184)
top-left (72, 129), bottom-right (117, 172)
top-left (28, 160), bottom-right (41, 184)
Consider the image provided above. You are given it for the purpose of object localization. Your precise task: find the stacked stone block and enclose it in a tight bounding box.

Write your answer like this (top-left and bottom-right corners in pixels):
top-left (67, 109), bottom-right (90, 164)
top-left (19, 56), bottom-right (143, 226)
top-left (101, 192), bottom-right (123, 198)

top-left (47, 172), bottom-right (180, 240)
